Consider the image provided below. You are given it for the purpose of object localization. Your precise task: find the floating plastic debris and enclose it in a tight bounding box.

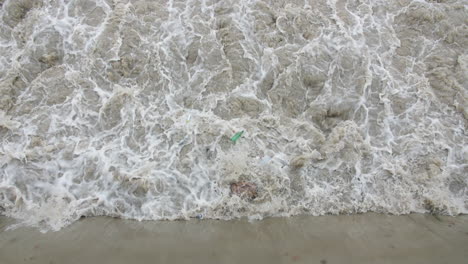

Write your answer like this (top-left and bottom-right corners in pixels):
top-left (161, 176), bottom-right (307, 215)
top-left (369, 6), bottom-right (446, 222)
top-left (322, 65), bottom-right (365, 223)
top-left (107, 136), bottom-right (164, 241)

top-left (230, 131), bottom-right (244, 142)
top-left (259, 156), bottom-right (273, 166)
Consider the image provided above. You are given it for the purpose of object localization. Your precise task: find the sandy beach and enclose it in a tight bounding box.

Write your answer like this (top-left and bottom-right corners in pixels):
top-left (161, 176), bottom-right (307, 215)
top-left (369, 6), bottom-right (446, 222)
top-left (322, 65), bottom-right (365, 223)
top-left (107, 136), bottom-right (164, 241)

top-left (1, 213), bottom-right (467, 264)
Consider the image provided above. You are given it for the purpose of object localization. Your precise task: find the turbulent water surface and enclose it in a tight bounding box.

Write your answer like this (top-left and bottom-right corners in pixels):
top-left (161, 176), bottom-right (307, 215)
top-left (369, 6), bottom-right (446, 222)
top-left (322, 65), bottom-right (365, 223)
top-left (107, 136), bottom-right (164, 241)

top-left (0, 0), bottom-right (467, 231)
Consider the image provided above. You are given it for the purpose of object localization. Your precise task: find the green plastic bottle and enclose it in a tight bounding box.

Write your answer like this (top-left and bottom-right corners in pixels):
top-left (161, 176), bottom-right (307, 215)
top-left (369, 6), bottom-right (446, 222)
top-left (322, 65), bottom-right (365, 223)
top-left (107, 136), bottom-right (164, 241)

top-left (230, 131), bottom-right (244, 142)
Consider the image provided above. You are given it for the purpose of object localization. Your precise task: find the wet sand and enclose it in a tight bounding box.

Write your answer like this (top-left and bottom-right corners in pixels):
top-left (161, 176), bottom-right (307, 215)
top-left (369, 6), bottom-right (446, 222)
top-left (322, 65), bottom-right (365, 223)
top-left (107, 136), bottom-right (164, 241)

top-left (1, 213), bottom-right (467, 264)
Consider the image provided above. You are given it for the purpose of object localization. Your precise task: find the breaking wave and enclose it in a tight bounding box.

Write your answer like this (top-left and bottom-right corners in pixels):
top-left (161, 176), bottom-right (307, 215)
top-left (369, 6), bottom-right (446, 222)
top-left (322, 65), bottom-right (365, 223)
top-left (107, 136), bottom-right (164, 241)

top-left (0, 0), bottom-right (467, 231)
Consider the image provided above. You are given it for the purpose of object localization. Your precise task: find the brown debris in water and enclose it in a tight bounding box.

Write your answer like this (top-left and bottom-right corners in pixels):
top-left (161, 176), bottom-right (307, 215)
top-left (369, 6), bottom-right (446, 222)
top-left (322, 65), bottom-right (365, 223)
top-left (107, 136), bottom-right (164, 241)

top-left (289, 155), bottom-right (307, 170)
top-left (230, 181), bottom-right (258, 200)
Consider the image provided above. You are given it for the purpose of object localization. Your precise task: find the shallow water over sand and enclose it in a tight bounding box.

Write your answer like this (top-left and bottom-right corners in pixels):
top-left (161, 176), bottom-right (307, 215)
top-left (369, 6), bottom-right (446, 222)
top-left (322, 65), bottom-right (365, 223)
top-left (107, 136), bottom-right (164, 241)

top-left (0, 0), bottom-right (467, 231)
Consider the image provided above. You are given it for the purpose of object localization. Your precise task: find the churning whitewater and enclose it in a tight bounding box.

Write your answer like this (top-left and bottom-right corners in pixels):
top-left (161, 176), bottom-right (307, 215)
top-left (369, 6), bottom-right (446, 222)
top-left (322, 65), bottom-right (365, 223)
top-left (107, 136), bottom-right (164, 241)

top-left (0, 0), bottom-right (467, 231)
